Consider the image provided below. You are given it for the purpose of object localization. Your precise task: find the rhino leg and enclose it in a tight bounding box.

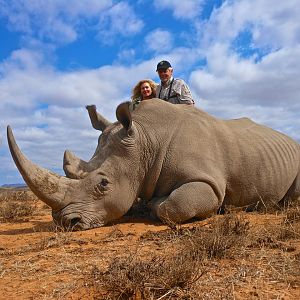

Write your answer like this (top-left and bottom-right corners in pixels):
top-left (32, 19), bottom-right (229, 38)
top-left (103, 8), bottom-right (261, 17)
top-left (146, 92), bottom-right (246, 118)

top-left (290, 172), bottom-right (300, 199)
top-left (149, 182), bottom-right (220, 223)
top-left (280, 171), bottom-right (300, 204)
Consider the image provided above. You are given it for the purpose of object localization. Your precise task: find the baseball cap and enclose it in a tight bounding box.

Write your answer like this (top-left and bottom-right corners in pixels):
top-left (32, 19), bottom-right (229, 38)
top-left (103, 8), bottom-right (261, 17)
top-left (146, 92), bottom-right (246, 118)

top-left (156, 60), bottom-right (172, 71)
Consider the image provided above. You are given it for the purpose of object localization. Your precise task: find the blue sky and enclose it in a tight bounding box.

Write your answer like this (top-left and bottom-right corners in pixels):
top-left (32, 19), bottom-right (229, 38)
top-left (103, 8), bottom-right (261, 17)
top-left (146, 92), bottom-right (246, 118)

top-left (0, 0), bottom-right (300, 185)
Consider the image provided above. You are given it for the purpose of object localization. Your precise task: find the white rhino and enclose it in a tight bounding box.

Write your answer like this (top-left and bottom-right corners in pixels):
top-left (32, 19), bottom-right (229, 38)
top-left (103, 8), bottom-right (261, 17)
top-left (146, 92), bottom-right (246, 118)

top-left (7, 99), bottom-right (300, 230)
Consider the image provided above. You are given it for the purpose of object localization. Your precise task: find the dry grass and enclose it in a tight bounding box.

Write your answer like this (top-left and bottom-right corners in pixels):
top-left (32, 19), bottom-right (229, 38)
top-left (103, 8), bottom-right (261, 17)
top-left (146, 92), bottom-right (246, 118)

top-left (34, 230), bottom-right (88, 251)
top-left (0, 188), bottom-right (39, 222)
top-left (248, 199), bottom-right (300, 250)
top-left (0, 200), bottom-right (37, 222)
top-left (1, 190), bottom-right (300, 299)
top-left (88, 213), bottom-right (252, 299)
top-left (87, 206), bottom-right (300, 300)
top-left (0, 187), bottom-right (38, 202)
top-left (90, 251), bottom-right (205, 299)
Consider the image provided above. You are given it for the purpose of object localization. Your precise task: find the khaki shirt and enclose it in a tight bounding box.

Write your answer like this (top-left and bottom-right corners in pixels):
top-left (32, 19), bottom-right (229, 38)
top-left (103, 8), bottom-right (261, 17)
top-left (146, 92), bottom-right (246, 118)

top-left (156, 77), bottom-right (194, 105)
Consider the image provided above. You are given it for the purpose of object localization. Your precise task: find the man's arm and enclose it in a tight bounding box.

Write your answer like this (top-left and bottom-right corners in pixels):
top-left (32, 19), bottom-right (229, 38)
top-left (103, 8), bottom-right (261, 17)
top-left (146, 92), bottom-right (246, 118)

top-left (174, 79), bottom-right (195, 105)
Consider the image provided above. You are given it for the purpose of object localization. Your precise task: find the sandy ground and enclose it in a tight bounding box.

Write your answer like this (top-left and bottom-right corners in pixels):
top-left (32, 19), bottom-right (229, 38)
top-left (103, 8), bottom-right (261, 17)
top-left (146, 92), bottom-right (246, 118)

top-left (0, 189), bottom-right (300, 299)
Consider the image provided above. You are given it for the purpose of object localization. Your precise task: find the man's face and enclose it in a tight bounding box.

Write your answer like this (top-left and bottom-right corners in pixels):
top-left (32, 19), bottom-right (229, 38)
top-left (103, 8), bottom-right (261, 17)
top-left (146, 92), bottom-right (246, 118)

top-left (157, 68), bottom-right (173, 83)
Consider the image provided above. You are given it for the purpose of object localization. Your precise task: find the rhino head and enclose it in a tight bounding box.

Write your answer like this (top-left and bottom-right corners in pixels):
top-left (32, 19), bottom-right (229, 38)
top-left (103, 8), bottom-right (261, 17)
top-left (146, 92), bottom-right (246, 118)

top-left (7, 102), bottom-right (144, 230)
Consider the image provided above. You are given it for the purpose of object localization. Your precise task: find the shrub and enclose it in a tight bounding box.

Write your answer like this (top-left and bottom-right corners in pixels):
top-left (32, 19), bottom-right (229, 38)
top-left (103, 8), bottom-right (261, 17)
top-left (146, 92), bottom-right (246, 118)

top-left (0, 201), bottom-right (36, 222)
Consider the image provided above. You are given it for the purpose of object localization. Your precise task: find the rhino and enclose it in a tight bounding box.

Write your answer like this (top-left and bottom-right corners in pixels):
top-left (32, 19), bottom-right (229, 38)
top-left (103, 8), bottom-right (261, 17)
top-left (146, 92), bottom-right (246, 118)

top-left (7, 99), bottom-right (300, 230)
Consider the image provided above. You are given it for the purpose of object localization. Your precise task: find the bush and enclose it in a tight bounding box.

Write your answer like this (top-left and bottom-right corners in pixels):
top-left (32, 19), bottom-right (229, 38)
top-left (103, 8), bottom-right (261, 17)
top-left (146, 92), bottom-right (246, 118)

top-left (0, 201), bottom-right (36, 222)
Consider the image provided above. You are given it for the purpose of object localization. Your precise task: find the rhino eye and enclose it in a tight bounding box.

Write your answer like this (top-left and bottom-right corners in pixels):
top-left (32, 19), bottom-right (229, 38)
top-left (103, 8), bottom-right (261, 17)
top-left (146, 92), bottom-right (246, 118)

top-left (101, 178), bottom-right (108, 187)
top-left (93, 179), bottom-right (109, 197)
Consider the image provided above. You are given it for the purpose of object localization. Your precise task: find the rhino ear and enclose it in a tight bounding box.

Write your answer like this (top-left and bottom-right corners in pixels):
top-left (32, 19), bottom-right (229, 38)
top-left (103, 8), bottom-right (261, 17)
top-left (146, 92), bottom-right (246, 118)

top-left (116, 102), bottom-right (132, 132)
top-left (86, 104), bottom-right (112, 131)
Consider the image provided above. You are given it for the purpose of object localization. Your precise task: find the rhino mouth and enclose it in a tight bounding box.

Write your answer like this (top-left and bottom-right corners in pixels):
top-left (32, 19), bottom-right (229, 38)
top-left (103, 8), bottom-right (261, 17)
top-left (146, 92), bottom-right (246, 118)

top-left (52, 210), bottom-right (105, 231)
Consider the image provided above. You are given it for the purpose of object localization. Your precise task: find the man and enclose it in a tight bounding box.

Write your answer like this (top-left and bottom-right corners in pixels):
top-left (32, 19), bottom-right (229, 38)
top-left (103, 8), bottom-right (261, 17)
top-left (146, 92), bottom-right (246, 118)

top-left (156, 60), bottom-right (195, 105)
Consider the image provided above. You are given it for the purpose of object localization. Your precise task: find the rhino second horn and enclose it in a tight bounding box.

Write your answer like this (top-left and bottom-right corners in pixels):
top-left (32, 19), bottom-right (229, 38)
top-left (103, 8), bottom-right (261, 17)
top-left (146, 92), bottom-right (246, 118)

top-left (63, 150), bottom-right (90, 179)
top-left (7, 126), bottom-right (75, 210)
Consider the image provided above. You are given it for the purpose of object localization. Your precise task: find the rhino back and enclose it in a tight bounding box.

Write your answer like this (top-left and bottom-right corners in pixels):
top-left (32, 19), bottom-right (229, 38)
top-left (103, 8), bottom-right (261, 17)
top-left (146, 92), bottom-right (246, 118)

top-left (224, 118), bottom-right (300, 207)
top-left (133, 100), bottom-right (299, 207)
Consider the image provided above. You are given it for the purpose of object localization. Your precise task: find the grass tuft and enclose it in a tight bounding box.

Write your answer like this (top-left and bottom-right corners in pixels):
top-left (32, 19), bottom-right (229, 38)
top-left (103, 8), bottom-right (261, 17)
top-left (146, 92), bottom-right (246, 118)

top-left (0, 201), bottom-right (37, 222)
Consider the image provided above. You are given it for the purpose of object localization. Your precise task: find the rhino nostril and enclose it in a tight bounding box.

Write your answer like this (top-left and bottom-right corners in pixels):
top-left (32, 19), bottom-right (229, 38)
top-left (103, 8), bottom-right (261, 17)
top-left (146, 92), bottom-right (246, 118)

top-left (70, 217), bottom-right (81, 227)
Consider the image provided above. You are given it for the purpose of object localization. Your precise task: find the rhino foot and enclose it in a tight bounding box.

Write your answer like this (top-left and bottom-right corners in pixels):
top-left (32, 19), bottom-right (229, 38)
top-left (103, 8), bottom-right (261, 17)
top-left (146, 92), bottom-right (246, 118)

top-left (148, 196), bottom-right (167, 220)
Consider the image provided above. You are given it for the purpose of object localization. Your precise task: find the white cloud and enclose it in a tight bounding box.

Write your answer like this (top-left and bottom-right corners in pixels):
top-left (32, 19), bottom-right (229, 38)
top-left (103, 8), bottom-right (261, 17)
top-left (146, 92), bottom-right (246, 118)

top-left (190, 44), bottom-right (300, 106)
top-left (117, 49), bottom-right (136, 63)
top-left (0, 48), bottom-right (156, 112)
top-left (96, 1), bottom-right (144, 44)
top-left (246, 0), bottom-right (300, 49)
top-left (0, 0), bottom-right (113, 44)
top-left (0, 49), bottom-right (164, 184)
top-left (189, 44), bottom-right (300, 142)
top-left (2, 105), bottom-right (100, 184)
top-left (183, 0), bottom-right (300, 144)
top-left (144, 29), bottom-right (173, 53)
top-left (153, 0), bottom-right (204, 19)
top-left (199, 0), bottom-right (300, 50)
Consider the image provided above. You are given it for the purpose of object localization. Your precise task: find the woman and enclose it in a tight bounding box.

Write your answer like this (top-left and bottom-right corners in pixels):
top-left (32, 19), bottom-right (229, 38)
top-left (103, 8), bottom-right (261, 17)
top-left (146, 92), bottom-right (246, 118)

top-left (130, 79), bottom-right (157, 110)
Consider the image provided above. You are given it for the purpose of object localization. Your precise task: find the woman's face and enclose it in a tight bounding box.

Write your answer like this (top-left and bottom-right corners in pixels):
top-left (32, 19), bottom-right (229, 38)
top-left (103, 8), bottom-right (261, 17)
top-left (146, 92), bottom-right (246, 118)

top-left (140, 82), bottom-right (152, 100)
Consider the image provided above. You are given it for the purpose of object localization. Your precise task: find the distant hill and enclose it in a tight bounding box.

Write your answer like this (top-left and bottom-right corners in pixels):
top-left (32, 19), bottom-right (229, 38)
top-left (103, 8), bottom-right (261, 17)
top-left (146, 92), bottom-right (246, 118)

top-left (0, 183), bottom-right (28, 189)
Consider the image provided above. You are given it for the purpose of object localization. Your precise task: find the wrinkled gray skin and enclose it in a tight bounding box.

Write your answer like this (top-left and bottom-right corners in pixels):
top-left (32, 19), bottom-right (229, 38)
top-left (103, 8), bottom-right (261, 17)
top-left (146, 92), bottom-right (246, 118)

top-left (7, 99), bottom-right (300, 230)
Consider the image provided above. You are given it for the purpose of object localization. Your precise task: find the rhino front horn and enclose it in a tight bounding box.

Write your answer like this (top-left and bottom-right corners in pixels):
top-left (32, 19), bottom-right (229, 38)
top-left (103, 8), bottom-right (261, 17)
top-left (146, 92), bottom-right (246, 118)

top-left (7, 126), bottom-right (76, 210)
